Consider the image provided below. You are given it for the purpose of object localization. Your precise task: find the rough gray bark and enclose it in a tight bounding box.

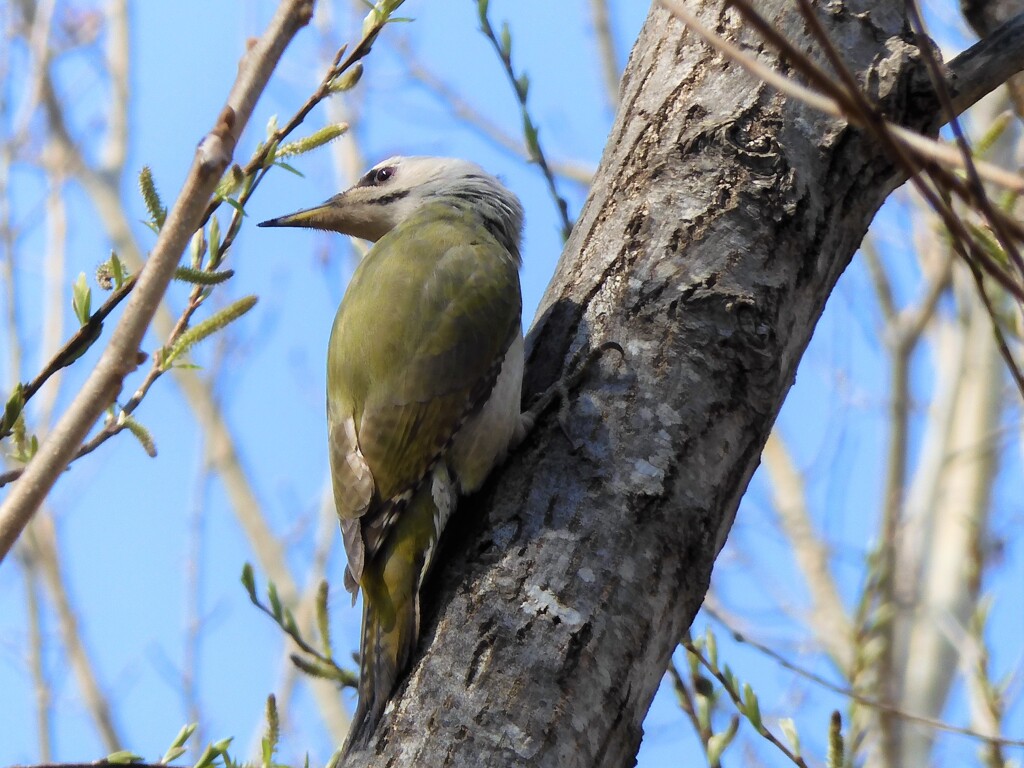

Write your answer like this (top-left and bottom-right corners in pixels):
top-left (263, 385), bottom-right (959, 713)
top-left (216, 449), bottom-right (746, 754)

top-left (340, 2), bottom-right (1019, 766)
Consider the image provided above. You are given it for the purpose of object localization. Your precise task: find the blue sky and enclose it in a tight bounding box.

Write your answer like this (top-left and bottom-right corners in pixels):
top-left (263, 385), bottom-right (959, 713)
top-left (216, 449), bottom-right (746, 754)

top-left (0, 2), bottom-right (1021, 766)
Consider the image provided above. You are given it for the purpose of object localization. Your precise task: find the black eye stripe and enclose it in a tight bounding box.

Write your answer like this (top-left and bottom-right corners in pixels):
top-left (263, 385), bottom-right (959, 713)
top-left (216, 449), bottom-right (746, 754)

top-left (368, 190), bottom-right (410, 206)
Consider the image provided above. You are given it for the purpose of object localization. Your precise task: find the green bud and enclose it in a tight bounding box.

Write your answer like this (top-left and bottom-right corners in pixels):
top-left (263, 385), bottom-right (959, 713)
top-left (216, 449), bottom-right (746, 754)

top-left (277, 123), bottom-right (350, 158)
top-left (268, 581), bottom-right (282, 620)
top-left (779, 717), bottom-right (800, 757)
top-left (741, 682), bottom-right (762, 731)
top-left (105, 751), bottom-right (143, 764)
top-left (72, 272), bottom-right (92, 326)
top-left (500, 22), bottom-right (512, 58)
top-left (209, 215), bottom-right (222, 268)
top-left (240, 563), bottom-right (257, 602)
top-left (329, 64), bottom-right (363, 93)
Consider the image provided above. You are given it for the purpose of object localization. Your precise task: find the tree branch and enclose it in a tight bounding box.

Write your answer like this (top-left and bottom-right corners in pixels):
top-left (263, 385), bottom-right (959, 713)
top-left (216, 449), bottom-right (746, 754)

top-left (338, 2), bottom-right (1024, 765)
top-left (0, 0), bottom-right (316, 564)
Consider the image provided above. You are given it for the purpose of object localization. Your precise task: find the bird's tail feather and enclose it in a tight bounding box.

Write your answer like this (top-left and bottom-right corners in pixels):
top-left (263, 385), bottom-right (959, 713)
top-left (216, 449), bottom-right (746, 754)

top-left (342, 482), bottom-right (442, 754)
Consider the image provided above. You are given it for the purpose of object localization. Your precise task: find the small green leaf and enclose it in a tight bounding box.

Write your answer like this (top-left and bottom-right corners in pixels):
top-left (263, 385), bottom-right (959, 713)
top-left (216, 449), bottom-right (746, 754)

top-left (215, 165), bottom-right (245, 201)
top-left (241, 564), bottom-right (257, 602)
top-left (707, 714), bottom-right (739, 765)
top-left (523, 115), bottom-right (540, 158)
top-left (329, 63), bottom-right (363, 93)
top-left (272, 161), bottom-right (305, 178)
top-left (111, 252), bottom-right (127, 289)
top-left (265, 114), bottom-right (280, 140)
top-left (706, 728), bottom-right (734, 765)
top-left (138, 166), bottom-right (166, 229)
top-left (105, 751), bottom-right (144, 764)
top-left (223, 197), bottom-right (245, 216)
top-left (742, 682), bottom-right (762, 731)
top-left (193, 744), bottom-right (217, 768)
top-left (167, 723), bottom-right (197, 751)
top-left (721, 665), bottom-right (737, 693)
top-left (500, 21), bottom-right (512, 57)
top-left (72, 272), bottom-right (92, 326)
top-left (283, 607), bottom-right (298, 634)
top-left (161, 295), bottom-right (258, 368)
top-left (779, 717), bottom-right (800, 757)
top-left (1, 384), bottom-right (25, 439)
top-left (162, 747), bottom-right (186, 764)
top-left (191, 229), bottom-right (208, 268)
top-left (268, 581), bottom-right (282, 620)
top-left (706, 627), bottom-right (718, 670)
top-left (516, 72), bottom-right (530, 100)
top-left (209, 215), bottom-right (222, 268)
top-left (477, 0), bottom-right (489, 26)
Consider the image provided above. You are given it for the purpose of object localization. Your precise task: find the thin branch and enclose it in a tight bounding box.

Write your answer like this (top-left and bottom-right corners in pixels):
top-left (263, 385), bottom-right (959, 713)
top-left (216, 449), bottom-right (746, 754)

top-left (658, 0), bottom-right (1024, 192)
top-left (477, 3), bottom-right (574, 239)
top-left (701, 610), bottom-right (1024, 748)
top-left (25, 513), bottom-right (123, 752)
top-left (905, 0), bottom-right (1023, 286)
top-left (0, 0), bottom-right (316, 564)
top-left (588, 0), bottom-right (621, 109)
top-left (11, 0), bottom-right (56, 142)
top-left (397, 40), bottom-right (595, 185)
top-left (684, 640), bottom-right (810, 768)
top-left (658, 0), bottom-right (1024, 399)
top-left (99, 0), bottom-right (128, 175)
top-left (18, 546), bottom-right (53, 761)
top-left (861, 236), bottom-right (899, 323)
top-left (761, 431), bottom-right (854, 672)
top-left (37, 164), bottom-right (69, 432)
top-left (898, 247), bottom-right (954, 344)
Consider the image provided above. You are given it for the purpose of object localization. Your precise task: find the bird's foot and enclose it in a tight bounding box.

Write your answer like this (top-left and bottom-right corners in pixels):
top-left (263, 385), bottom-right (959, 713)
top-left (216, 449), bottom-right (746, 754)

top-left (515, 341), bottom-right (624, 451)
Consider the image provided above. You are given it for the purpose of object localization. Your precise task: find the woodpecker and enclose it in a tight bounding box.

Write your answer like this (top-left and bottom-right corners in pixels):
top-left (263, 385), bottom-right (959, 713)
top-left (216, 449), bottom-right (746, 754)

top-left (260, 156), bottom-right (524, 751)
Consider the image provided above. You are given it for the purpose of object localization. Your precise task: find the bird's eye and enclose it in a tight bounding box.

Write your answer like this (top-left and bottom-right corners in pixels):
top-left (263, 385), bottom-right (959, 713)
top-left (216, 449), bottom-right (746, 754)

top-left (371, 166), bottom-right (395, 185)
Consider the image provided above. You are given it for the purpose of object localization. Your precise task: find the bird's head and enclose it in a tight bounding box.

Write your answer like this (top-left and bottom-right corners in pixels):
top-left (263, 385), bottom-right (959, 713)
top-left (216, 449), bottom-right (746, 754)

top-left (258, 156), bottom-right (524, 255)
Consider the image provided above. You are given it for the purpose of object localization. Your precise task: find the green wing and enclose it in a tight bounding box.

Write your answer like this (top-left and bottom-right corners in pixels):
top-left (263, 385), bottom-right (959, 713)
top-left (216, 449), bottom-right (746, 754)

top-left (326, 202), bottom-right (521, 553)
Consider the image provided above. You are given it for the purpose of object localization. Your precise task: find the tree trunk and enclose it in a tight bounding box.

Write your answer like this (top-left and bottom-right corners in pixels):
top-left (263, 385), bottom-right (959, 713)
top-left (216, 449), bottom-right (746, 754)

top-left (341, 2), bottom-right (1007, 765)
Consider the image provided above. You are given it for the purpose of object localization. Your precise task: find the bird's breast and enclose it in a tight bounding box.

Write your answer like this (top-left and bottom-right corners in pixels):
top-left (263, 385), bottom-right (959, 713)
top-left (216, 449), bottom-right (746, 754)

top-left (447, 332), bottom-right (524, 494)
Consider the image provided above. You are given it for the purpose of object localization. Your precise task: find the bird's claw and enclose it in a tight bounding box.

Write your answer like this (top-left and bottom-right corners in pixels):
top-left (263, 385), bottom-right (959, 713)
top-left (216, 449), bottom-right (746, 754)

top-left (516, 341), bottom-right (624, 449)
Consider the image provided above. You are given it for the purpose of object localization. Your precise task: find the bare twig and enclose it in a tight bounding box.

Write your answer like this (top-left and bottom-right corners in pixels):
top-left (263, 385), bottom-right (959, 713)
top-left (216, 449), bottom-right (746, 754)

top-left (25, 513), bottom-right (123, 751)
top-left (398, 41), bottom-right (595, 185)
top-left (700, 611), bottom-right (1024, 748)
top-left (684, 640), bottom-right (810, 767)
top-left (0, 0), bottom-right (316, 564)
top-left (477, 2), bottom-right (574, 239)
top-left (761, 432), bottom-right (854, 672)
top-left (18, 546), bottom-right (53, 761)
top-left (588, 0), bottom-right (621, 109)
top-left (658, 0), bottom-right (1024, 398)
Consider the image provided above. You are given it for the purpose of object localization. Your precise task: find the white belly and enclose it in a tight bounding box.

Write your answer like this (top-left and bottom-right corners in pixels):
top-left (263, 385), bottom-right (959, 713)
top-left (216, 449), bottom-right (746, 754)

top-left (448, 331), bottom-right (524, 493)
